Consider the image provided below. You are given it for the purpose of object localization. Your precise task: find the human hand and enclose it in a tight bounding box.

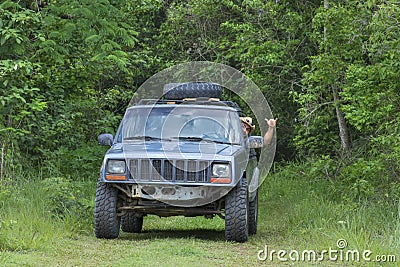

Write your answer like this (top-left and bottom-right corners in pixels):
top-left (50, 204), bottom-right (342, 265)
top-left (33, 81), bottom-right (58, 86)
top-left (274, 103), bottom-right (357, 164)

top-left (265, 118), bottom-right (278, 128)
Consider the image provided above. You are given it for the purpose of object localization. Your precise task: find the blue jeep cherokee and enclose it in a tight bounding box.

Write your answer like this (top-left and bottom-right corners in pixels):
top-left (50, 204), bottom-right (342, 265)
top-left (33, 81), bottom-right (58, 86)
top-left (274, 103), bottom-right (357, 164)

top-left (95, 83), bottom-right (260, 242)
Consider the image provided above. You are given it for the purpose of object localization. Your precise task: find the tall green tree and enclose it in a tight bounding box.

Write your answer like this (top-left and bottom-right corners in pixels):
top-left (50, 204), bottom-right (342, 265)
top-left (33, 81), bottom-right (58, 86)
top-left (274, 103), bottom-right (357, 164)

top-left (341, 1), bottom-right (400, 179)
top-left (156, 0), bottom-right (320, 159)
top-left (0, 0), bottom-right (159, 176)
top-left (293, 1), bottom-right (370, 156)
top-left (0, 1), bottom-right (46, 179)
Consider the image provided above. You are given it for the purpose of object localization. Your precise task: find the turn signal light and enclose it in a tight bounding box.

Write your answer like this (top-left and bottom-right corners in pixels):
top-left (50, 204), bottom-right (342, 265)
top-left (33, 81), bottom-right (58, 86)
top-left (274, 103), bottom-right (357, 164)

top-left (105, 175), bottom-right (126, 181)
top-left (210, 177), bottom-right (231, 184)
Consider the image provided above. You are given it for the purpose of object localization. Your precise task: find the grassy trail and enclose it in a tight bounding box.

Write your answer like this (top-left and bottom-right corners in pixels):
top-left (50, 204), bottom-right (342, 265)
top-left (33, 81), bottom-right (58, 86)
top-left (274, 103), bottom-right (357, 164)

top-left (1, 171), bottom-right (399, 266)
top-left (2, 201), bottom-right (279, 266)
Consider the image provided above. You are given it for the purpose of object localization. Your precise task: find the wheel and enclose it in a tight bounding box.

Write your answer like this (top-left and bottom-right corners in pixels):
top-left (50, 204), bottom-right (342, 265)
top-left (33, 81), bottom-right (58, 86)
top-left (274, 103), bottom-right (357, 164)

top-left (121, 212), bottom-right (143, 233)
top-left (163, 82), bottom-right (222, 99)
top-left (248, 190), bottom-right (258, 235)
top-left (225, 178), bottom-right (249, 243)
top-left (94, 182), bottom-right (121, 239)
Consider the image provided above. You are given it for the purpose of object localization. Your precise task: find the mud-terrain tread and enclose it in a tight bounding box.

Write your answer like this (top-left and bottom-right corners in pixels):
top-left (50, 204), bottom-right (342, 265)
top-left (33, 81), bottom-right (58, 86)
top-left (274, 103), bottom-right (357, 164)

top-left (163, 82), bottom-right (222, 99)
top-left (121, 212), bottom-right (143, 233)
top-left (94, 182), bottom-right (120, 239)
top-left (225, 178), bottom-right (249, 243)
top-left (248, 190), bottom-right (258, 235)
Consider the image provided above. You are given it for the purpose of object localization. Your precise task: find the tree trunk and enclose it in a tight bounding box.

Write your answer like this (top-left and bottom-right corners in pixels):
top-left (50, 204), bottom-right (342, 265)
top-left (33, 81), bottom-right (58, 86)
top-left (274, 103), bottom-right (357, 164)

top-left (324, 0), bottom-right (328, 42)
top-left (324, 0), bottom-right (350, 152)
top-left (332, 85), bottom-right (351, 151)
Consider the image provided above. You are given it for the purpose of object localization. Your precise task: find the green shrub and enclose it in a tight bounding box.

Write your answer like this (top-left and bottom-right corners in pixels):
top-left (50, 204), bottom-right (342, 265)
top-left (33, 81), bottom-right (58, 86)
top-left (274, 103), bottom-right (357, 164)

top-left (0, 179), bottom-right (11, 209)
top-left (277, 155), bottom-right (400, 206)
top-left (42, 177), bottom-right (94, 233)
top-left (0, 179), bottom-right (12, 248)
top-left (0, 219), bottom-right (18, 250)
top-left (40, 144), bottom-right (106, 179)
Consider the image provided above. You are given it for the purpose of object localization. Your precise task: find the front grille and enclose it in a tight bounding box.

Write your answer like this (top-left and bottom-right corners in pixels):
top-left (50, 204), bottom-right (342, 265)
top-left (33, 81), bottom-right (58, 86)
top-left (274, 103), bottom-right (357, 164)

top-left (129, 159), bottom-right (211, 183)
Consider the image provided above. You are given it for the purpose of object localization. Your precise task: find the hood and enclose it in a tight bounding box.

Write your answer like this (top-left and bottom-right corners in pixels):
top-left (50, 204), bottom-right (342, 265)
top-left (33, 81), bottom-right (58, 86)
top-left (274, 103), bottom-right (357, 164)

top-left (108, 141), bottom-right (241, 157)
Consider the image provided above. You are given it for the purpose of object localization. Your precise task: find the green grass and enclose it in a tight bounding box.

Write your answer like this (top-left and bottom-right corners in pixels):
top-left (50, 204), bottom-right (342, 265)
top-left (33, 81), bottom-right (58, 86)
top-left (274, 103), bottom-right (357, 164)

top-left (1, 168), bottom-right (399, 266)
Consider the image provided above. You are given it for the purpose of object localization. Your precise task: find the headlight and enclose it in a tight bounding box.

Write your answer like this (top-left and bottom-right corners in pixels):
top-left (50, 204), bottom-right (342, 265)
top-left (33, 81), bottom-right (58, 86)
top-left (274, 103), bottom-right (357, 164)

top-left (106, 160), bottom-right (126, 174)
top-left (212, 163), bottom-right (230, 177)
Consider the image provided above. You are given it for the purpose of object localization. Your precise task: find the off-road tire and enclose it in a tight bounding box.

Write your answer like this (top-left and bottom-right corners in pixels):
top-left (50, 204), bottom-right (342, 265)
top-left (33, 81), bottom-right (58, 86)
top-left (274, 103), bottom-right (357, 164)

top-left (225, 178), bottom-right (249, 243)
top-left (121, 212), bottom-right (143, 233)
top-left (248, 190), bottom-right (258, 235)
top-left (163, 82), bottom-right (222, 99)
top-left (94, 182), bottom-right (121, 239)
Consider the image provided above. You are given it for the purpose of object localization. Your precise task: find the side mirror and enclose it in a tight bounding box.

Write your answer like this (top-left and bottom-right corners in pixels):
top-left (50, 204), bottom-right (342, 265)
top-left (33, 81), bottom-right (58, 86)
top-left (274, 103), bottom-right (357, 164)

top-left (246, 136), bottom-right (263, 149)
top-left (98, 133), bottom-right (114, 146)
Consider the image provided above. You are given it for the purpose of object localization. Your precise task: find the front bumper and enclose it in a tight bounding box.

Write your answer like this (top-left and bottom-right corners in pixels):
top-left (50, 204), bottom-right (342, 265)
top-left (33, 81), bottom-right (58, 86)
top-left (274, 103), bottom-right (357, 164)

top-left (115, 183), bottom-right (234, 207)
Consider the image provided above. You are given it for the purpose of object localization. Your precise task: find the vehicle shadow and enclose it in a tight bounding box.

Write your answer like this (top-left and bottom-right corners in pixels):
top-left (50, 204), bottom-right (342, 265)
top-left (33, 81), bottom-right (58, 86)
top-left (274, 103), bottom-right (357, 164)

top-left (119, 229), bottom-right (225, 242)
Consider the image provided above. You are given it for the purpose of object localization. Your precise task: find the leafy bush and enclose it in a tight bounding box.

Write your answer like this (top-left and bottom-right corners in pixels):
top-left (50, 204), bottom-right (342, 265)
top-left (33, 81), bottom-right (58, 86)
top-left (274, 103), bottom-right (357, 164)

top-left (297, 154), bottom-right (400, 206)
top-left (0, 179), bottom-right (11, 208)
top-left (0, 219), bottom-right (18, 250)
top-left (40, 144), bottom-right (107, 179)
top-left (0, 180), bottom-right (12, 250)
top-left (42, 177), bottom-right (94, 233)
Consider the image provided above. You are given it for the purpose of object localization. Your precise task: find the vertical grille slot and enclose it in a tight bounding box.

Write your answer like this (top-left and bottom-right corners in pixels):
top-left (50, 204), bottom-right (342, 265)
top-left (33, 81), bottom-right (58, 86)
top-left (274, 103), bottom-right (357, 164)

top-left (175, 160), bottom-right (185, 181)
top-left (151, 159), bottom-right (162, 181)
top-left (164, 160), bottom-right (173, 181)
top-left (187, 160), bottom-right (197, 182)
top-left (129, 159), bottom-right (138, 180)
top-left (198, 161), bottom-right (209, 182)
top-left (141, 159), bottom-right (151, 180)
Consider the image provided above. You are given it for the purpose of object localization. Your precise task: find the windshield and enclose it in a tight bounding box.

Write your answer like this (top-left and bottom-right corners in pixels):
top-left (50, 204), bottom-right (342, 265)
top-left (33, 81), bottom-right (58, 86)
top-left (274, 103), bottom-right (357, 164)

top-left (121, 106), bottom-right (242, 145)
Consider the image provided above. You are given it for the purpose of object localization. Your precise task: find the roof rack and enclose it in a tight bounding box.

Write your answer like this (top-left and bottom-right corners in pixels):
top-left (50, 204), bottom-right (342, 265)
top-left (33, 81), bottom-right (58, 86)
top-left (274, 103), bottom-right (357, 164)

top-left (132, 98), bottom-right (242, 112)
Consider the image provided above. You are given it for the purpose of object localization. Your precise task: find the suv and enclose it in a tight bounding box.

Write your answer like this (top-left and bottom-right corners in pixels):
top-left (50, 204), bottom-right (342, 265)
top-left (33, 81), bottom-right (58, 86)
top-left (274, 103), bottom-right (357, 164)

top-left (95, 82), bottom-right (260, 242)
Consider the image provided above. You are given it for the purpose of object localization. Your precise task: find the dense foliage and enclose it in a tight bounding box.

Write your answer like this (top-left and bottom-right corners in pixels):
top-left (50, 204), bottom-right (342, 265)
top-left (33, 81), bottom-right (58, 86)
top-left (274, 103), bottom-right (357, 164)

top-left (1, 0), bottom-right (399, 204)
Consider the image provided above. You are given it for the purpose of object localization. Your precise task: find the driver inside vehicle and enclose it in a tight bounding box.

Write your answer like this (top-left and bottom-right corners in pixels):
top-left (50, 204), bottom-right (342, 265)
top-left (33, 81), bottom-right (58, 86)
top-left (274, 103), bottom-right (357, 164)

top-left (193, 118), bottom-right (226, 140)
top-left (240, 116), bottom-right (277, 148)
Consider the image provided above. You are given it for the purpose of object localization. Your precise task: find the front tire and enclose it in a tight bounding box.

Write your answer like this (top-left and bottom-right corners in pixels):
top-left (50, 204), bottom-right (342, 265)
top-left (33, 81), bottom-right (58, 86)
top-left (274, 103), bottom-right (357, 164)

top-left (94, 182), bottom-right (121, 239)
top-left (225, 178), bottom-right (249, 243)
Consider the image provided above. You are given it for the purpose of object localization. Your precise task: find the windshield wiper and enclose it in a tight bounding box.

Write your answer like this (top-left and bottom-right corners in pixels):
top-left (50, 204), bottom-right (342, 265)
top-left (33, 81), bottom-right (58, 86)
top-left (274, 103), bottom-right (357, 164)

top-left (205, 139), bottom-right (232, 145)
top-left (172, 136), bottom-right (204, 142)
top-left (171, 136), bottom-right (232, 145)
top-left (124, 136), bottom-right (170, 141)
